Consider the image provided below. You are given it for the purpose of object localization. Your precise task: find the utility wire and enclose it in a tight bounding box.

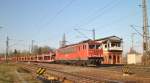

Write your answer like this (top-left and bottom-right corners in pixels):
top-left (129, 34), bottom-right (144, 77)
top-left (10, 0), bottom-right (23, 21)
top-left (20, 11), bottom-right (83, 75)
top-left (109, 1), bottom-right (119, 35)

top-left (74, 29), bottom-right (90, 39)
top-left (72, 0), bottom-right (121, 41)
top-left (131, 25), bottom-right (150, 38)
top-left (99, 11), bottom-right (137, 29)
top-left (35, 0), bottom-right (75, 37)
top-left (32, 0), bottom-right (75, 48)
top-left (77, 0), bottom-right (121, 27)
top-left (43, 0), bottom-right (75, 26)
top-left (75, 0), bottom-right (114, 26)
top-left (131, 25), bottom-right (143, 36)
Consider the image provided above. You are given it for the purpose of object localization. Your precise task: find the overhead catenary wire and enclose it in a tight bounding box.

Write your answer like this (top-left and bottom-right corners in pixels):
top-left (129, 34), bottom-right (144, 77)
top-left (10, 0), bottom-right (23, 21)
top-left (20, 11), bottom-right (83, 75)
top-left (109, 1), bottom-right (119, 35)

top-left (34, 0), bottom-right (121, 46)
top-left (30, 0), bottom-right (76, 49)
top-left (74, 28), bottom-right (95, 40)
top-left (75, 0), bottom-right (114, 26)
top-left (77, 0), bottom-right (121, 27)
top-left (34, 0), bottom-right (75, 38)
top-left (74, 28), bottom-right (90, 39)
top-left (3, 38), bottom-right (32, 52)
top-left (98, 10), bottom-right (138, 29)
top-left (131, 25), bottom-right (150, 38)
top-left (42, 0), bottom-right (75, 26)
top-left (71, 0), bottom-right (122, 42)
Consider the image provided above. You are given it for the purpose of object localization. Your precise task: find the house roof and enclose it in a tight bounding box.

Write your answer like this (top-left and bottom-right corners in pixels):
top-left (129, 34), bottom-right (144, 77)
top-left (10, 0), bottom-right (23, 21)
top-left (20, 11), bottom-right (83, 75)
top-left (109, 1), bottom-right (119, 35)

top-left (96, 36), bottom-right (122, 42)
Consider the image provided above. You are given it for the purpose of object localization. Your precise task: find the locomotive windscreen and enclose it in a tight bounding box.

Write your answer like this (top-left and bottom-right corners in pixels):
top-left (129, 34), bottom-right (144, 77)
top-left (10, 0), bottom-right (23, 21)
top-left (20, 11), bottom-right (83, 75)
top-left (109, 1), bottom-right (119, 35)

top-left (89, 44), bottom-right (101, 49)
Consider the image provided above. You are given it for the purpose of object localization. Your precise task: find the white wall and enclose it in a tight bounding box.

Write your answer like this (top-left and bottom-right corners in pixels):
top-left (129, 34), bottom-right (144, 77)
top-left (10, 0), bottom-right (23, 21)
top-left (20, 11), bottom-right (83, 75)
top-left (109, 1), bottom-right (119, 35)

top-left (127, 53), bottom-right (142, 64)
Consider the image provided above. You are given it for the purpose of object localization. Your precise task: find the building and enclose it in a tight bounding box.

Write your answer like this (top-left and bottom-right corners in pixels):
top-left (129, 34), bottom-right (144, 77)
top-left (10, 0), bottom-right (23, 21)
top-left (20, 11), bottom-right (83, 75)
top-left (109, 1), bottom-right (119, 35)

top-left (127, 53), bottom-right (142, 64)
top-left (96, 36), bottom-right (123, 64)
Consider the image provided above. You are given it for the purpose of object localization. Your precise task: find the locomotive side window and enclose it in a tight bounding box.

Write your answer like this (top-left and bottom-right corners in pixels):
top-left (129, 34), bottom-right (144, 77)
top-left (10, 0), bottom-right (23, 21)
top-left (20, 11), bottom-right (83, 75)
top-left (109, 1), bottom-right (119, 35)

top-left (89, 44), bottom-right (101, 49)
top-left (59, 47), bottom-right (75, 54)
top-left (83, 45), bottom-right (84, 49)
top-left (83, 45), bottom-right (86, 50)
top-left (79, 46), bottom-right (80, 51)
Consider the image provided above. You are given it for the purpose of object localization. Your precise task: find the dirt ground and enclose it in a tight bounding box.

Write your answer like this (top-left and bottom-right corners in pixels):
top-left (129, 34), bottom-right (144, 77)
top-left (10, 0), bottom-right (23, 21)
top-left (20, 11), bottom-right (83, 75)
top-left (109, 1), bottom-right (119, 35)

top-left (0, 63), bottom-right (41, 83)
top-left (35, 63), bottom-right (150, 83)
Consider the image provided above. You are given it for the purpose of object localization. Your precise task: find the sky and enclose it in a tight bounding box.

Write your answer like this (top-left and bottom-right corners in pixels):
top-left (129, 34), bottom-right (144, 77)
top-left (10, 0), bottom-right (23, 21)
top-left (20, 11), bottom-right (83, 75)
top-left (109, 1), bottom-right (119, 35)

top-left (0, 0), bottom-right (150, 54)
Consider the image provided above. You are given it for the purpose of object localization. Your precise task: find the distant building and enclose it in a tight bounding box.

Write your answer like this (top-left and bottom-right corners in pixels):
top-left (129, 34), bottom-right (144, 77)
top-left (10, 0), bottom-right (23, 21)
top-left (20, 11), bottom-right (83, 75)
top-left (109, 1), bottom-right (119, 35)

top-left (127, 53), bottom-right (142, 64)
top-left (96, 36), bottom-right (123, 64)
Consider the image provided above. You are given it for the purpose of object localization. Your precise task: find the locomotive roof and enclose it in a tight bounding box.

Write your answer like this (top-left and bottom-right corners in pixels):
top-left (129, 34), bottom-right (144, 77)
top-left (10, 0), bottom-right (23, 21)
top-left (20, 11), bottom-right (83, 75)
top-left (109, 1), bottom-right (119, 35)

top-left (59, 39), bottom-right (97, 48)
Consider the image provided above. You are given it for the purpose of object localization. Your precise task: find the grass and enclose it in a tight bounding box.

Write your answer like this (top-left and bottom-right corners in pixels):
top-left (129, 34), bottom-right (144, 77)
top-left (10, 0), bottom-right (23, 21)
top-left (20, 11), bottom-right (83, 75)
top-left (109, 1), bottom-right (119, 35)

top-left (0, 63), bottom-right (41, 83)
top-left (0, 63), bottom-right (16, 83)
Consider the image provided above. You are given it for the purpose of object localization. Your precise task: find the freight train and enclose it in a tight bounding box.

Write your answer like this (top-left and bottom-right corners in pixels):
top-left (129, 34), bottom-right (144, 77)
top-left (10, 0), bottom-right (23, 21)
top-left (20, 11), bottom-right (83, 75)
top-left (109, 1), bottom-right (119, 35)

top-left (1, 36), bottom-right (123, 65)
top-left (4, 40), bottom-right (103, 66)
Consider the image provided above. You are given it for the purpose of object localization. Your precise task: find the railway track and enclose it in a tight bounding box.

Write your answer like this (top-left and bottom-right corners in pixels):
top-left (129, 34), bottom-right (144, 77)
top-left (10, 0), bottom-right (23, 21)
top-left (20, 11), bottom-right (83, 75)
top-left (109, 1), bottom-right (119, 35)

top-left (39, 65), bottom-right (123, 83)
top-left (20, 63), bottom-right (150, 83)
top-left (22, 63), bottom-right (126, 83)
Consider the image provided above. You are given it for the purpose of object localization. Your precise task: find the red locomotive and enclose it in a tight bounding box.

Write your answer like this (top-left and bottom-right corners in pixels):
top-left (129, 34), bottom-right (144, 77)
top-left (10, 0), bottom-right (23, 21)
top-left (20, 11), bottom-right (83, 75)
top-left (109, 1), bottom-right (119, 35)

top-left (55, 40), bottom-right (103, 66)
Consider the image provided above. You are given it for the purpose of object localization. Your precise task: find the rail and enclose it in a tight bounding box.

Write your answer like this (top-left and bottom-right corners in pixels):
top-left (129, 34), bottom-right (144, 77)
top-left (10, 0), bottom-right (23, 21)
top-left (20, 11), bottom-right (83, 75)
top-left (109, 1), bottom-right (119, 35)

top-left (24, 63), bottom-right (123, 83)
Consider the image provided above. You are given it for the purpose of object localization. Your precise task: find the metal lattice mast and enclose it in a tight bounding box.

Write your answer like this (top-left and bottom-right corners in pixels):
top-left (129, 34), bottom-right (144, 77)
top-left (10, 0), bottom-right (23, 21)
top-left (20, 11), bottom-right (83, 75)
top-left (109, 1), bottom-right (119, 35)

top-left (92, 29), bottom-right (95, 40)
top-left (61, 33), bottom-right (66, 47)
top-left (131, 33), bottom-right (136, 51)
top-left (142, 0), bottom-right (149, 55)
top-left (5, 36), bottom-right (9, 62)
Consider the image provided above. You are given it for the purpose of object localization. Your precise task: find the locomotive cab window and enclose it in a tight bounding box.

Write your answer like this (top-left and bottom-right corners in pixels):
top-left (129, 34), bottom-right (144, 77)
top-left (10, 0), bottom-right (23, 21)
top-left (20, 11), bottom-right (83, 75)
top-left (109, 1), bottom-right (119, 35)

top-left (89, 45), bottom-right (95, 49)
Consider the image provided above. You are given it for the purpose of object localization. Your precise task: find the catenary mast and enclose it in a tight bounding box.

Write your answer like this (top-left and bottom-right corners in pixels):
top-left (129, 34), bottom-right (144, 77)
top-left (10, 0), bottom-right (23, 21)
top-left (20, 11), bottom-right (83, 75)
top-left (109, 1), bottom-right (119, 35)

top-left (142, 0), bottom-right (149, 55)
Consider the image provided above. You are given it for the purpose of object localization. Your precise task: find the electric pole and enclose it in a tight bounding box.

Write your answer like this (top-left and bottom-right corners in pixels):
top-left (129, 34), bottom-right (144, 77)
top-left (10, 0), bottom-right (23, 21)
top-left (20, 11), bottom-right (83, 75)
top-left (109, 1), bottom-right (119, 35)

top-left (31, 40), bottom-right (34, 53)
top-left (5, 36), bottom-right (9, 62)
top-left (142, 0), bottom-right (149, 55)
top-left (92, 29), bottom-right (95, 40)
top-left (131, 33), bottom-right (136, 52)
top-left (61, 33), bottom-right (67, 47)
